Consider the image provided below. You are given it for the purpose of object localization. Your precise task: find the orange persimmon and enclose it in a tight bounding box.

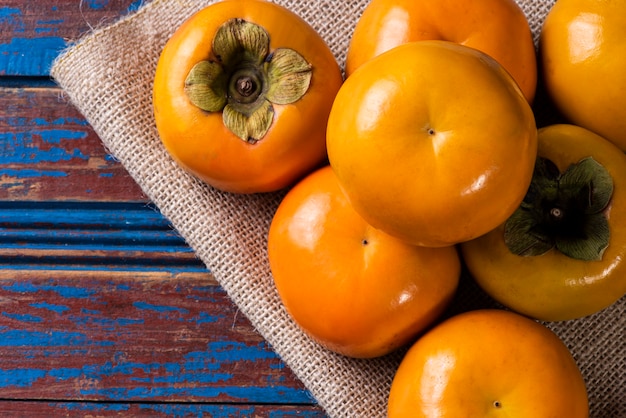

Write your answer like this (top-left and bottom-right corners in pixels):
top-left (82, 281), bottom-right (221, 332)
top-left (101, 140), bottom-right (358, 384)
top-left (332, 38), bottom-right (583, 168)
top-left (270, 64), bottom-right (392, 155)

top-left (267, 166), bottom-right (461, 358)
top-left (153, 0), bottom-right (343, 193)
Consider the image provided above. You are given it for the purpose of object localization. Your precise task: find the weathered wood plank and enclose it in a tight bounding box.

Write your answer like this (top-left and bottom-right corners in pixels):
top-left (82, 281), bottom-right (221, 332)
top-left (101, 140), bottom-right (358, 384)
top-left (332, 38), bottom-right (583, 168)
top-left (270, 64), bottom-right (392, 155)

top-left (0, 248), bottom-right (203, 274)
top-left (0, 269), bottom-right (213, 283)
top-left (0, 401), bottom-right (327, 417)
top-left (0, 1), bottom-right (327, 414)
top-left (0, 201), bottom-right (204, 272)
top-left (0, 201), bottom-right (168, 228)
top-left (0, 87), bottom-right (147, 201)
top-left (0, 0), bottom-right (145, 77)
top-left (0, 272), bottom-right (318, 406)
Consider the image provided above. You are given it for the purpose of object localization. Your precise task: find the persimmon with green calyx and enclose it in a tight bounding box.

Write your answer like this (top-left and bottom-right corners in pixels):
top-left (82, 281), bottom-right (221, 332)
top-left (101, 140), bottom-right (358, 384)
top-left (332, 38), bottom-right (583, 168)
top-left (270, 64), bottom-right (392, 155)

top-left (153, 0), bottom-right (343, 194)
top-left (460, 124), bottom-right (626, 321)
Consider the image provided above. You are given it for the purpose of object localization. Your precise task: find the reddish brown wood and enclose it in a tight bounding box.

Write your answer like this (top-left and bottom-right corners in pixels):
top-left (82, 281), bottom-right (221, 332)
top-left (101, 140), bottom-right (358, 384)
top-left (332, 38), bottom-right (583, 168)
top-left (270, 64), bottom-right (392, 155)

top-left (0, 0), bottom-right (145, 77)
top-left (0, 87), bottom-right (146, 201)
top-left (0, 271), bottom-right (316, 405)
top-left (0, 0), bottom-right (142, 37)
top-left (0, 401), bottom-right (327, 417)
top-left (0, 1), bottom-right (328, 415)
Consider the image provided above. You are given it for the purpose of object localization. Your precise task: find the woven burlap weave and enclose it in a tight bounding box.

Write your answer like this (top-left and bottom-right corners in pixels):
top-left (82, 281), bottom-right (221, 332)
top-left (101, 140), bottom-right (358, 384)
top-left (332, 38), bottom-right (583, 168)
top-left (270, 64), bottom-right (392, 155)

top-left (51, 0), bottom-right (624, 416)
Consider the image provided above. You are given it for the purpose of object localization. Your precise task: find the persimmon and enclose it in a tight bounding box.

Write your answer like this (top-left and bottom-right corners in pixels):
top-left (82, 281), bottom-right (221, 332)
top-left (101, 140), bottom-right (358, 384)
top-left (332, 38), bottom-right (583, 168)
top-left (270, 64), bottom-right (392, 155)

top-left (540, 0), bottom-right (626, 151)
top-left (267, 166), bottom-right (461, 358)
top-left (346, 0), bottom-right (537, 102)
top-left (461, 124), bottom-right (626, 321)
top-left (153, 0), bottom-right (343, 193)
top-left (327, 41), bottom-right (537, 247)
top-left (388, 309), bottom-right (589, 417)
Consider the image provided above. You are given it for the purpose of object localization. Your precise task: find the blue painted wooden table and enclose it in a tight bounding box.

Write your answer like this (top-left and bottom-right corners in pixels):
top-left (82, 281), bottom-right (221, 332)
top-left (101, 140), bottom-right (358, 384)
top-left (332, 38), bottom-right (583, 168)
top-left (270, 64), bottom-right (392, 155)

top-left (0, 1), bottom-right (327, 416)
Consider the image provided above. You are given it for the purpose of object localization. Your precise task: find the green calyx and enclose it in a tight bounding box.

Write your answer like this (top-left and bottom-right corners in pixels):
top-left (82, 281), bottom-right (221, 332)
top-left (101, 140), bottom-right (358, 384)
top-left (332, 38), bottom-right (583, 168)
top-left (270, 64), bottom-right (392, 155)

top-left (504, 156), bottom-right (613, 261)
top-left (184, 18), bottom-right (312, 143)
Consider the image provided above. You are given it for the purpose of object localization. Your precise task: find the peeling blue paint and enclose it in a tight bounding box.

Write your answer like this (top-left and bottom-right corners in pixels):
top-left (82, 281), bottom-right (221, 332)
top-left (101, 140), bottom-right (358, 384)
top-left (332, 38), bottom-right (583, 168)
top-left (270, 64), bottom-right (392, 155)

top-left (269, 410), bottom-right (327, 418)
top-left (0, 168), bottom-right (67, 178)
top-left (130, 371), bottom-right (234, 385)
top-left (84, 360), bottom-right (182, 378)
top-left (0, 7), bottom-right (21, 16)
top-left (0, 329), bottom-right (111, 347)
top-left (35, 19), bottom-right (64, 34)
top-left (69, 314), bottom-right (145, 331)
top-left (0, 7), bottom-right (21, 17)
top-left (78, 384), bottom-right (311, 402)
top-left (36, 129), bottom-right (89, 145)
top-left (0, 7), bottom-right (24, 32)
top-left (2, 312), bottom-right (43, 323)
top-left (85, 0), bottom-right (111, 10)
top-left (4, 117), bottom-right (90, 127)
top-left (51, 403), bottom-right (323, 417)
top-left (0, 325), bottom-right (314, 401)
top-left (0, 129), bottom-right (89, 165)
top-left (0, 366), bottom-right (84, 387)
top-left (136, 404), bottom-right (326, 417)
top-left (196, 311), bottom-right (220, 325)
top-left (133, 302), bottom-right (190, 315)
top-left (1, 281), bottom-right (97, 299)
top-left (0, 368), bottom-right (46, 388)
top-left (30, 302), bottom-right (70, 314)
top-left (0, 264), bottom-right (206, 274)
top-left (50, 117), bottom-right (89, 126)
top-left (51, 402), bottom-right (130, 412)
top-left (81, 308), bottom-right (101, 315)
top-left (127, 1), bottom-right (145, 13)
top-left (206, 341), bottom-right (277, 362)
top-left (0, 358), bottom-right (308, 400)
top-left (48, 367), bottom-right (84, 380)
top-left (0, 36), bottom-right (67, 76)
top-left (0, 3), bottom-right (155, 76)
top-left (137, 403), bottom-right (204, 417)
top-left (184, 342), bottom-right (279, 371)
top-left (139, 404), bottom-right (252, 417)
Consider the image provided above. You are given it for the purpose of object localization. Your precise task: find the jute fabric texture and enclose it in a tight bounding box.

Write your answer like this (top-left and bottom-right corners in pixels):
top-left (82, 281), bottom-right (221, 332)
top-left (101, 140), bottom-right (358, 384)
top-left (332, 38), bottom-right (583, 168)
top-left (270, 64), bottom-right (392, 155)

top-left (51, 1), bottom-right (625, 416)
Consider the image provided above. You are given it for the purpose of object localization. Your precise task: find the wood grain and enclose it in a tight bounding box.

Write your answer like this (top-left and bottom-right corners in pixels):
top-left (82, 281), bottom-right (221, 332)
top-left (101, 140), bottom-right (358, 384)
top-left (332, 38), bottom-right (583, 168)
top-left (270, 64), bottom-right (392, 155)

top-left (0, 0), bottom-right (328, 415)
top-left (0, 201), bottom-right (201, 272)
top-left (0, 272), bottom-right (314, 404)
top-left (0, 87), bottom-right (146, 201)
top-left (0, 0), bottom-right (144, 77)
top-left (0, 402), bottom-right (327, 417)
top-left (0, 0), bottom-right (326, 418)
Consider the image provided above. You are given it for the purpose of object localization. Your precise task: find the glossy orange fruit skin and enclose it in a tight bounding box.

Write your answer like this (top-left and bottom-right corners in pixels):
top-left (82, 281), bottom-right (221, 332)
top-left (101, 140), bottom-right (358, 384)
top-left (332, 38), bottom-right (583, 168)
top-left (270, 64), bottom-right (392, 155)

top-left (267, 165), bottom-right (461, 358)
top-left (460, 124), bottom-right (626, 321)
top-left (346, 0), bottom-right (537, 102)
top-left (327, 41), bottom-right (537, 248)
top-left (153, 0), bottom-right (343, 194)
top-left (540, 0), bottom-right (626, 151)
top-left (388, 309), bottom-right (589, 418)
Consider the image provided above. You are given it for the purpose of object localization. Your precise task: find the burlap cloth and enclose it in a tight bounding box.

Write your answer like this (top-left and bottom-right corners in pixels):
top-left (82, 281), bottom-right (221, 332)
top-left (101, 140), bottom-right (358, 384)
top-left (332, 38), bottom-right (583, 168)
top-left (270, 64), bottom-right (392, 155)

top-left (51, 0), bottom-right (624, 416)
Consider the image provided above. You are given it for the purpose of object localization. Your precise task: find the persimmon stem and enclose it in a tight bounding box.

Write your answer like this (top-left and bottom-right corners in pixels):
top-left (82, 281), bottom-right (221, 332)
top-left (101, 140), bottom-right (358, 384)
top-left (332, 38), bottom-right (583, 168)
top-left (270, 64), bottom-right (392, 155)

top-left (504, 156), bottom-right (612, 261)
top-left (550, 207), bottom-right (563, 220)
top-left (236, 76), bottom-right (256, 96)
top-left (184, 18), bottom-right (312, 142)
top-left (228, 68), bottom-right (264, 105)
